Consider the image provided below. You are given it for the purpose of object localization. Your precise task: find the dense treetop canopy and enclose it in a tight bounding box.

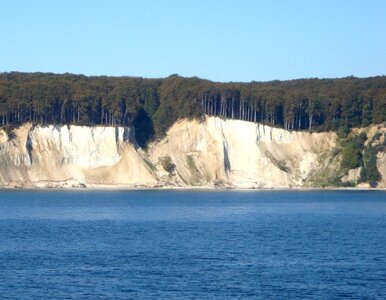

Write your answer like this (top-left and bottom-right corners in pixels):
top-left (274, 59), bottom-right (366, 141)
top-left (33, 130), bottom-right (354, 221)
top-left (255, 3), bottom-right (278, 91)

top-left (0, 72), bottom-right (385, 146)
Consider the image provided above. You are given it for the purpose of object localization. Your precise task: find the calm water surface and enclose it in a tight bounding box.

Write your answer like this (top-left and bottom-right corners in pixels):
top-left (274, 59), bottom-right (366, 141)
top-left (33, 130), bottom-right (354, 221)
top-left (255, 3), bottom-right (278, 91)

top-left (0, 190), bottom-right (385, 299)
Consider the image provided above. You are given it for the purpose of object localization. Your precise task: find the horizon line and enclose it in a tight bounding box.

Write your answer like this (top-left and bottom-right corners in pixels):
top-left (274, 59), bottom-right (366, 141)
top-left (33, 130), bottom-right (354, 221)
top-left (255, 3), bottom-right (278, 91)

top-left (1, 70), bottom-right (386, 84)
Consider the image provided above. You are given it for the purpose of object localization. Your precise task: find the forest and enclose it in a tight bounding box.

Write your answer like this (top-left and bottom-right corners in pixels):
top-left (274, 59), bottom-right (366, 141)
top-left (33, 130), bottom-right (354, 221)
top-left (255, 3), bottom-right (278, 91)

top-left (0, 72), bottom-right (385, 146)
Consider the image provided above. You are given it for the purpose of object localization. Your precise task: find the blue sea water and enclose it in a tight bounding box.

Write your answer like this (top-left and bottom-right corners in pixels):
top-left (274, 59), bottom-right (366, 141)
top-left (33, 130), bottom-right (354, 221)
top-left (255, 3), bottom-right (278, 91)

top-left (0, 190), bottom-right (385, 299)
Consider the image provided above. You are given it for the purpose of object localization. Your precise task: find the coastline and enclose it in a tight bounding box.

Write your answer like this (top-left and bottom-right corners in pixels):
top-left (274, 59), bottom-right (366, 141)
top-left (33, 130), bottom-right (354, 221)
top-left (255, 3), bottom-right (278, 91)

top-left (1, 183), bottom-right (385, 192)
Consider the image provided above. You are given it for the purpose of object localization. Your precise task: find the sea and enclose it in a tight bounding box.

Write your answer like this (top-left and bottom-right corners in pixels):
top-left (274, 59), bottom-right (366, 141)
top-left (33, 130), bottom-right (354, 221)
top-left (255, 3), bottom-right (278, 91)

top-left (0, 190), bottom-right (385, 299)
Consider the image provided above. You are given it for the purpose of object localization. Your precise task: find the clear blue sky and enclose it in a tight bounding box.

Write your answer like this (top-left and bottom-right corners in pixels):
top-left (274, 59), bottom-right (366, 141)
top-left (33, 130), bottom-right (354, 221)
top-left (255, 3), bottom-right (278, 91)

top-left (1, 0), bottom-right (385, 82)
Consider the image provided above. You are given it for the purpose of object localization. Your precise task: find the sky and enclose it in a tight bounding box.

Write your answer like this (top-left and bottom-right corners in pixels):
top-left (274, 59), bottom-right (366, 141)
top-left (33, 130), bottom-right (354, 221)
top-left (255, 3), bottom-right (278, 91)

top-left (1, 0), bottom-right (385, 82)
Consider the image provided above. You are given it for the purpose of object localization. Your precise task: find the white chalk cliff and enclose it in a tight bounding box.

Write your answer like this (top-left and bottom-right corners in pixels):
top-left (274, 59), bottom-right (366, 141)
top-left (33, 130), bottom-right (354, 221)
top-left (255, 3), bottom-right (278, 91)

top-left (0, 124), bottom-right (156, 187)
top-left (0, 117), bottom-right (384, 188)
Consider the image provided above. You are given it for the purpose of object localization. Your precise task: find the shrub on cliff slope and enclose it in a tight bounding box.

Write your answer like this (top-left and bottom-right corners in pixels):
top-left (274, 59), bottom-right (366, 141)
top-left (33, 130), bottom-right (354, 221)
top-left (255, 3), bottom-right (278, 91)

top-left (340, 132), bottom-right (367, 170)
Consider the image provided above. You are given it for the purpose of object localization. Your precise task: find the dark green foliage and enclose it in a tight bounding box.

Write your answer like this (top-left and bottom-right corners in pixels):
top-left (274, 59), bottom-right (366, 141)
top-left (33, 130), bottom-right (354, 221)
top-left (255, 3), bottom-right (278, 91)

top-left (367, 155), bottom-right (381, 187)
top-left (361, 146), bottom-right (381, 187)
top-left (0, 72), bottom-right (385, 146)
top-left (159, 156), bottom-right (175, 173)
top-left (341, 143), bottom-right (362, 170)
top-left (143, 88), bottom-right (160, 117)
top-left (340, 133), bottom-right (367, 170)
top-left (355, 132), bottom-right (368, 147)
top-left (337, 125), bottom-right (350, 138)
top-left (350, 131), bottom-right (385, 187)
top-left (360, 165), bottom-right (368, 183)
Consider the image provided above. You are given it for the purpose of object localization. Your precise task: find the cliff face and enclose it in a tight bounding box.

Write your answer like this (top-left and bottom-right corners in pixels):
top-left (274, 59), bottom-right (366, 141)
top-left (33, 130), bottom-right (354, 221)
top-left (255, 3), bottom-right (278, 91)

top-left (0, 124), bottom-right (156, 187)
top-left (148, 117), bottom-right (337, 188)
top-left (0, 117), bottom-right (384, 188)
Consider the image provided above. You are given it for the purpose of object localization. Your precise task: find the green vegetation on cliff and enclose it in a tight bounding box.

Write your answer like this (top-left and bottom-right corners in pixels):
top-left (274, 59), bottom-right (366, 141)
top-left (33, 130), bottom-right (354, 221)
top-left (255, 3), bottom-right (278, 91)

top-left (338, 130), bottom-right (385, 187)
top-left (0, 72), bottom-right (385, 146)
top-left (359, 132), bottom-right (386, 187)
top-left (340, 132), bottom-right (367, 170)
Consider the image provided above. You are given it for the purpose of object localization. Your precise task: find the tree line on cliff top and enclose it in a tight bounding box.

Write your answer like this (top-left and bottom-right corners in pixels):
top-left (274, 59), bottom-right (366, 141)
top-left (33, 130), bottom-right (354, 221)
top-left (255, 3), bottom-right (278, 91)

top-left (0, 72), bottom-right (385, 146)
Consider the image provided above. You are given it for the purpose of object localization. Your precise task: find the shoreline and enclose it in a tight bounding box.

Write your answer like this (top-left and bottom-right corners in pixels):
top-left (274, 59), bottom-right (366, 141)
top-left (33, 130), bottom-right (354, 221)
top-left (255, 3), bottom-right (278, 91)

top-left (1, 183), bottom-right (385, 192)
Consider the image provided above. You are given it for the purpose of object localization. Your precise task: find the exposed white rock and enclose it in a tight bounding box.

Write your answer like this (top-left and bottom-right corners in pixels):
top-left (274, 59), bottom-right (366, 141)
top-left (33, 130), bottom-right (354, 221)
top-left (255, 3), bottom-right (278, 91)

top-left (0, 123), bottom-right (156, 187)
top-left (0, 117), bottom-right (384, 188)
top-left (342, 167), bottom-right (361, 184)
top-left (148, 117), bottom-right (336, 188)
top-left (377, 151), bottom-right (386, 187)
top-left (28, 125), bottom-right (133, 169)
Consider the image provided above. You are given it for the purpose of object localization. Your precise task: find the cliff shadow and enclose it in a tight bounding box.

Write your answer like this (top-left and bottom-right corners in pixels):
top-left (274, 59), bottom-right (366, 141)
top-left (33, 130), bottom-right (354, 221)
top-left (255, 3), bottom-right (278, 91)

top-left (132, 108), bottom-right (155, 148)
